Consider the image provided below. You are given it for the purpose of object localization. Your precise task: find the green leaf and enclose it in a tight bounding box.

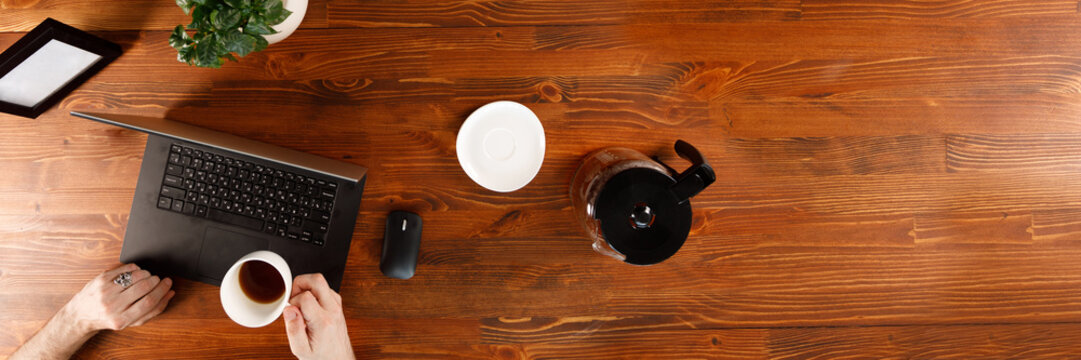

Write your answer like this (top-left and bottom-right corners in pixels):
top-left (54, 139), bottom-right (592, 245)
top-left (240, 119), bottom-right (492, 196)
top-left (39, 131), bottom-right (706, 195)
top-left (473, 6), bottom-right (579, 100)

top-left (262, 0), bottom-right (286, 24)
top-left (169, 25), bottom-right (193, 49)
top-left (223, 53), bottom-right (239, 62)
top-left (253, 33), bottom-right (268, 52)
top-left (243, 17), bottom-right (274, 35)
top-left (176, 45), bottom-right (195, 64)
top-left (194, 41), bottom-right (223, 68)
top-left (222, 0), bottom-right (244, 8)
top-left (188, 6), bottom-right (209, 29)
top-left (262, 0), bottom-right (280, 12)
top-left (271, 8), bottom-right (291, 25)
top-left (176, 0), bottom-right (193, 15)
top-left (221, 30), bottom-right (257, 57)
top-left (211, 8), bottom-right (243, 30)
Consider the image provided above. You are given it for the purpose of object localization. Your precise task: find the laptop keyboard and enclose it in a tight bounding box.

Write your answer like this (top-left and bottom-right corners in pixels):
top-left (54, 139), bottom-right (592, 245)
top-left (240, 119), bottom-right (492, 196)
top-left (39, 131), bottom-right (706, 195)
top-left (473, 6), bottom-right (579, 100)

top-left (156, 143), bottom-right (337, 246)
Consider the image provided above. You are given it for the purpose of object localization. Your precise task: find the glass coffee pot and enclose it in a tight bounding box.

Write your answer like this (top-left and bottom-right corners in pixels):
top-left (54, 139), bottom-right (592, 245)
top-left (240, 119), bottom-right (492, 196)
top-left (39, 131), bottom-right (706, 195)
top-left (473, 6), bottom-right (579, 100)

top-left (570, 140), bottom-right (715, 265)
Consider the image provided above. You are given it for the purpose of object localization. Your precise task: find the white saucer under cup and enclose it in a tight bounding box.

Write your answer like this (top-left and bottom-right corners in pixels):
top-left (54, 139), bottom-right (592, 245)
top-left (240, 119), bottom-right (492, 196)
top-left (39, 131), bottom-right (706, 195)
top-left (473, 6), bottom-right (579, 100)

top-left (456, 101), bottom-right (546, 192)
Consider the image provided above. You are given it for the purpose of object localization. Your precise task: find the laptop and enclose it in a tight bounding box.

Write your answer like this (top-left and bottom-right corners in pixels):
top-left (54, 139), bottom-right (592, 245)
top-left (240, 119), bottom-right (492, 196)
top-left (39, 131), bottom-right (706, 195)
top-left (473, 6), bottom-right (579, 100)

top-left (71, 111), bottom-right (366, 291)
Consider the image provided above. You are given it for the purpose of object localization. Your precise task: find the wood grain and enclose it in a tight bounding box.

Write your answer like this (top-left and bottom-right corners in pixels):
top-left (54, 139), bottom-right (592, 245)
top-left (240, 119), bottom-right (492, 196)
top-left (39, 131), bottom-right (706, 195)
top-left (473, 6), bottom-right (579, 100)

top-left (327, 0), bottom-right (801, 28)
top-left (802, 0), bottom-right (1079, 20)
top-left (5, 0), bottom-right (1081, 358)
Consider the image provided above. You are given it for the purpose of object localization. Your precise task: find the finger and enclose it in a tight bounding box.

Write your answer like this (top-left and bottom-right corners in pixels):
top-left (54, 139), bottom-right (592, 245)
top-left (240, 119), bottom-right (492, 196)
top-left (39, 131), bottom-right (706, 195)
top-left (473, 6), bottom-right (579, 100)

top-left (121, 277), bottom-right (172, 324)
top-left (290, 273), bottom-right (336, 305)
top-left (283, 305), bottom-right (312, 357)
top-left (117, 275), bottom-right (161, 307)
top-left (290, 291), bottom-right (325, 323)
top-left (103, 263), bottom-right (140, 279)
top-left (109, 269), bottom-right (151, 294)
top-left (131, 290), bottom-right (175, 327)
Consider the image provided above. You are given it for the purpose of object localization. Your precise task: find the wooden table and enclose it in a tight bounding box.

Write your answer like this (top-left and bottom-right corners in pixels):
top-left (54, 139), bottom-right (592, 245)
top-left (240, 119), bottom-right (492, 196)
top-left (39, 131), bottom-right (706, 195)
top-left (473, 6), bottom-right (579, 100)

top-left (5, 0), bottom-right (1081, 358)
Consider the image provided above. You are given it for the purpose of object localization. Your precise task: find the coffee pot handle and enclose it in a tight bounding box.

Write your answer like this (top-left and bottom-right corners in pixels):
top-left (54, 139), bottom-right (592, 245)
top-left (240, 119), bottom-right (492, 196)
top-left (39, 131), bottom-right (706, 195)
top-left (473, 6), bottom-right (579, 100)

top-left (667, 140), bottom-right (716, 203)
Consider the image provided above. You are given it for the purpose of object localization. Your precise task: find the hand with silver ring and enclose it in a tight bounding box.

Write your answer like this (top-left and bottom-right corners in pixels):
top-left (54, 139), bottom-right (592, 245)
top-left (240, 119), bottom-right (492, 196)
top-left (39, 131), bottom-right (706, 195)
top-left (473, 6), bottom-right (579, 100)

top-left (11, 263), bottom-right (175, 360)
top-left (67, 263), bottom-right (175, 331)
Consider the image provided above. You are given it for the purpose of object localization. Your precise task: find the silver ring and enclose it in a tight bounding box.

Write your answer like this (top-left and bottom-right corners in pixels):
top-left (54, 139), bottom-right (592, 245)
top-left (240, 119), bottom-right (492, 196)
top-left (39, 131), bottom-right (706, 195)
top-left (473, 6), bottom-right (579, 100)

top-left (113, 271), bottom-right (133, 289)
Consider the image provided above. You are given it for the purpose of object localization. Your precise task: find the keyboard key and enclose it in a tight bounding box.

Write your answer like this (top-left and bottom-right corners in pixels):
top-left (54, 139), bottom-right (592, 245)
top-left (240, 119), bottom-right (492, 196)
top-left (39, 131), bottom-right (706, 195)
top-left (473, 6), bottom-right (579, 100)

top-left (182, 202), bottom-right (195, 215)
top-left (195, 205), bottom-right (208, 217)
top-left (286, 232), bottom-right (299, 241)
top-left (171, 200), bottom-right (184, 212)
top-left (163, 175), bottom-right (182, 187)
top-left (276, 225), bottom-right (287, 237)
top-left (157, 196), bottom-right (172, 209)
top-left (319, 189), bottom-right (335, 200)
top-left (310, 210), bottom-right (330, 224)
top-left (327, 182), bottom-right (338, 190)
top-left (299, 234), bottom-right (312, 243)
top-left (168, 153), bottom-right (181, 164)
top-left (303, 220), bottom-right (328, 233)
top-left (181, 147), bottom-right (193, 156)
top-left (198, 194), bottom-right (209, 205)
top-left (183, 179), bottom-right (194, 190)
top-left (207, 208), bottom-right (263, 231)
top-left (170, 145), bottom-right (181, 153)
top-left (186, 191), bottom-right (198, 202)
top-left (161, 185), bottom-right (185, 199)
top-left (165, 164), bottom-right (183, 176)
top-left (183, 167), bottom-right (195, 178)
top-left (263, 222), bottom-right (276, 234)
top-left (180, 156), bottom-right (192, 166)
top-left (313, 233), bottom-right (325, 246)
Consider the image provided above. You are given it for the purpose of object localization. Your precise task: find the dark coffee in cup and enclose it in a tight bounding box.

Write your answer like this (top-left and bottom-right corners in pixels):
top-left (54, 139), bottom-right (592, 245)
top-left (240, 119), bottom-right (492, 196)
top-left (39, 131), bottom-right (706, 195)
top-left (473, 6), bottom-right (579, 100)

top-left (238, 260), bottom-right (285, 303)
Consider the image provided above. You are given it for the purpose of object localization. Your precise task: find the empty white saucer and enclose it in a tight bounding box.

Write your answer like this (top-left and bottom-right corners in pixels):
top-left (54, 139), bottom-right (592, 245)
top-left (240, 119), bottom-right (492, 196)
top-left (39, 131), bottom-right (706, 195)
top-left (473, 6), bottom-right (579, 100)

top-left (456, 101), bottom-right (546, 192)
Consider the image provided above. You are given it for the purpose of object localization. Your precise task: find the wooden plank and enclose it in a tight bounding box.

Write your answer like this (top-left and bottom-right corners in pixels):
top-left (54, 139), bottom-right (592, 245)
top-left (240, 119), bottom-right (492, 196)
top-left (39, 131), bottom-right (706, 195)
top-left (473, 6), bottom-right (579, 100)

top-left (802, 0), bottom-right (1078, 20)
top-left (948, 134), bottom-right (1081, 173)
top-left (914, 211), bottom-right (1034, 246)
top-left (327, 0), bottom-right (801, 28)
top-left (696, 172), bottom-right (1081, 216)
top-left (1032, 208), bottom-right (1081, 243)
top-left (718, 96), bottom-right (1081, 137)
top-left (721, 136), bottom-right (945, 175)
top-left (765, 323), bottom-right (1081, 358)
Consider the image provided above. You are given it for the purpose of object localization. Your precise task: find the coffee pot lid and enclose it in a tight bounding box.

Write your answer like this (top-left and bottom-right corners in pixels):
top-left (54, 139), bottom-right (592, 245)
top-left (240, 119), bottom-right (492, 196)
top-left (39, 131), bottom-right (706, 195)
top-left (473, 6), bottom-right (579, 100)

top-left (594, 168), bottom-right (692, 265)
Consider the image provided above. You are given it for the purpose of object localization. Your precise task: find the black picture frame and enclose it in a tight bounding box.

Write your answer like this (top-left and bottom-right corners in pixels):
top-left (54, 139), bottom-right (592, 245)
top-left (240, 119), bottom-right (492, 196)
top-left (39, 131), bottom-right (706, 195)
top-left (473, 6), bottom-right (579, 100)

top-left (0, 18), bottom-right (122, 119)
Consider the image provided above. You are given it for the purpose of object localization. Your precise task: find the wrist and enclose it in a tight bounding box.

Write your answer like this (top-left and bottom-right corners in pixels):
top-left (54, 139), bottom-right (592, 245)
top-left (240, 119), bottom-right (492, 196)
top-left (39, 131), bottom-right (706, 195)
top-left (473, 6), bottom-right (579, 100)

top-left (56, 303), bottom-right (96, 338)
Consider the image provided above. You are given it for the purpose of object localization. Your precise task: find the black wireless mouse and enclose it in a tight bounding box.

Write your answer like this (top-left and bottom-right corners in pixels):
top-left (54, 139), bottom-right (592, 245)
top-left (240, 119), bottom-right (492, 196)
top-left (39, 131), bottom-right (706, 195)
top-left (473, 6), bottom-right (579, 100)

top-left (381, 211), bottom-right (421, 279)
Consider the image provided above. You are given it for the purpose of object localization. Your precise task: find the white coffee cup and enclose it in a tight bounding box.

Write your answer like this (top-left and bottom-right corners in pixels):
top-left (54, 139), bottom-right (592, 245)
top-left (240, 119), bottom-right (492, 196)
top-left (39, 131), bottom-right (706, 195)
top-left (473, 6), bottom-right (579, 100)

top-left (220, 250), bottom-right (292, 328)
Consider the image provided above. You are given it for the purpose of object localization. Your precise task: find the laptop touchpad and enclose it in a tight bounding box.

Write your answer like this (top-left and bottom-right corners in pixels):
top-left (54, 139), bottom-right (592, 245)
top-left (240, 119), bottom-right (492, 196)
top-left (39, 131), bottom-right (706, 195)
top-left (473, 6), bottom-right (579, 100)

top-left (197, 227), bottom-right (269, 281)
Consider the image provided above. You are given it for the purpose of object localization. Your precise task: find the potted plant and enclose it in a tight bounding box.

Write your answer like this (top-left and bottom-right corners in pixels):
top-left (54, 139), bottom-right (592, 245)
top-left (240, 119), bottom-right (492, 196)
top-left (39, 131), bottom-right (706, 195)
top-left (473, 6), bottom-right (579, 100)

top-left (170, 0), bottom-right (304, 68)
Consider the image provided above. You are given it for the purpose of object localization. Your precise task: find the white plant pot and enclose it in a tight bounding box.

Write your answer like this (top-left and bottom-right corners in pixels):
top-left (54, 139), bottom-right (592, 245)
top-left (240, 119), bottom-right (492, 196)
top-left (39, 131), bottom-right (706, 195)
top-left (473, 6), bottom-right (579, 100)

top-left (264, 0), bottom-right (307, 45)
